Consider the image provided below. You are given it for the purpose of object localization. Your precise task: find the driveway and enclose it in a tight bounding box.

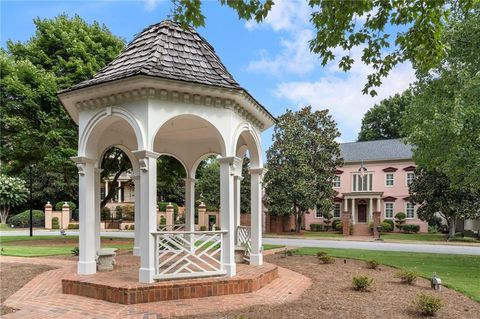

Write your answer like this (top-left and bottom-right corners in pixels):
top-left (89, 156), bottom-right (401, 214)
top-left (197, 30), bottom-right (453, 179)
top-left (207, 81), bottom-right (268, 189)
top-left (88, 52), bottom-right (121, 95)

top-left (2, 230), bottom-right (480, 255)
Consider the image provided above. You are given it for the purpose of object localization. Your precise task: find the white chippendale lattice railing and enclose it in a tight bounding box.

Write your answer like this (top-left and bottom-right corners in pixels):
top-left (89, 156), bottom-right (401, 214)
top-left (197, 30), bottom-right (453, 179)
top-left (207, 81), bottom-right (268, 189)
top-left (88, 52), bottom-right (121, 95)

top-left (237, 226), bottom-right (251, 261)
top-left (157, 224), bottom-right (185, 232)
top-left (152, 230), bottom-right (227, 280)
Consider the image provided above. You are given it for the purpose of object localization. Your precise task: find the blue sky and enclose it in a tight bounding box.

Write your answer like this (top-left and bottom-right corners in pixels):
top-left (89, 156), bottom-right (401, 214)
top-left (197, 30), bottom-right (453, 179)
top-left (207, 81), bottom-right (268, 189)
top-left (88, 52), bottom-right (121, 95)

top-left (1, 0), bottom-right (415, 156)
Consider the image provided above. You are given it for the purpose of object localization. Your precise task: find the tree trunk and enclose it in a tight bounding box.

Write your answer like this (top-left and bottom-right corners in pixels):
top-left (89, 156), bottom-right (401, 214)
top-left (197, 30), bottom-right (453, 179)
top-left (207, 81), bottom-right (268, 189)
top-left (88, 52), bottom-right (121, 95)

top-left (0, 207), bottom-right (10, 224)
top-left (294, 207), bottom-right (303, 233)
top-left (447, 218), bottom-right (456, 239)
top-left (100, 163), bottom-right (128, 208)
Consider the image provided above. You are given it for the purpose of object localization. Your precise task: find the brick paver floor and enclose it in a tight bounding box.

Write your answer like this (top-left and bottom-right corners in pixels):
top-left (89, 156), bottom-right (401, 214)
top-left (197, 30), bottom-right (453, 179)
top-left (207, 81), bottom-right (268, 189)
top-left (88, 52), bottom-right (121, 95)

top-left (1, 255), bottom-right (311, 318)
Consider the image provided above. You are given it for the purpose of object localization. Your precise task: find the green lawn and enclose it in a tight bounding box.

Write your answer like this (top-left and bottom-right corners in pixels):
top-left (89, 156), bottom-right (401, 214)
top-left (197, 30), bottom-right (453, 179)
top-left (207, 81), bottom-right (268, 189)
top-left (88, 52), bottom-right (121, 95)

top-left (0, 235), bottom-right (133, 257)
top-left (303, 231), bottom-right (343, 238)
top-left (263, 244), bottom-right (284, 250)
top-left (294, 247), bottom-right (480, 302)
top-left (381, 232), bottom-right (480, 243)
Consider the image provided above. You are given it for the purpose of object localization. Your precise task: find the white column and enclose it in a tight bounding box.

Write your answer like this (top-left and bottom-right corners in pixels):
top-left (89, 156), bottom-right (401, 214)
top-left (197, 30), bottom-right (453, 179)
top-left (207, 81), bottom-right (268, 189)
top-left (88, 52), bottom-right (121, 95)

top-left (250, 167), bottom-right (266, 266)
top-left (184, 178), bottom-right (196, 231)
top-left (218, 156), bottom-right (240, 277)
top-left (351, 198), bottom-right (356, 225)
top-left (105, 181), bottom-right (109, 198)
top-left (72, 157), bottom-right (97, 275)
top-left (133, 150), bottom-right (160, 283)
top-left (132, 174), bottom-right (141, 256)
top-left (233, 175), bottom-right (242, 245)
top-left (94, 168), bottom-right (102, 253)
top-left (117, 181), bottom-right (122, 203)
top-left (369, 197), bottom-right (373, 222)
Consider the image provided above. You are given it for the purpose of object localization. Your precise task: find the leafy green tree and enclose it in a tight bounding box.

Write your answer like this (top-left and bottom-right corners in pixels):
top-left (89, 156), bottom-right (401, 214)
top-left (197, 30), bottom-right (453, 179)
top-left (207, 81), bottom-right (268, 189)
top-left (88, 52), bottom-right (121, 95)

top-left (170, 0), bottom-right (476, 95)
top-left (157, 155), bottom-right (186, 205)
top-left (240, 156), bottom-right (251, 214)
top-left (100, 147), bottom-right (132, 208)
top-left (1, 14), bottom-right (125, 208)
top-left (358, 91), bottom-right (412, 141)
top-left (0, 174), bottom-right (29, 224)
top-left (403, 8), bottom-right (480, 192)
top-left (196, 157), bottom-right (220, 211)
top-left (264, 106), bottom-right (342, 232)
top-left (409, 168), bottom-right (480, 239)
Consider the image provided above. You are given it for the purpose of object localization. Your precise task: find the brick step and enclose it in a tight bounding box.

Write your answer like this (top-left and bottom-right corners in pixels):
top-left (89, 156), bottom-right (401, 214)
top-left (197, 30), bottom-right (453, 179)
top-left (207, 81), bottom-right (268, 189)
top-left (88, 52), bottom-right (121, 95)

top-left (352, 224), bottom-right (372, 236)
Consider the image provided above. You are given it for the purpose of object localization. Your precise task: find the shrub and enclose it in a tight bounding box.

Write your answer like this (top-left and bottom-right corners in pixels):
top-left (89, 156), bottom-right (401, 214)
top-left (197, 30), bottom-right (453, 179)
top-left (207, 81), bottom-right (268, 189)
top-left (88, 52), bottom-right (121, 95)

top-left (381, 221), bottom-right (393, 232)
top-left (366, 260), bottom-right (380, 269)
top-left (352, 276), bottom-right (373, 291)
top-left (8, 210), bottom-right (44, 228)
top-left (428, 225), bottom-right (438, 233)
top-left (318, 255), bottom-right (335, 264)
top-left (52, 217), bottom-right (59, 229)
top-left (159, 216), bottom-right (166, 225)
top-left (383, 219), bottom-right (394, 230)
top-left (310, 223), bottom-right (324, 232)
top-left (427, 215), bottom-right (443, 229)
top-left (67, 223), bottom-right (79, 229)
top-left (413, 293), bottom-right (443, 316)
top-left (395, 269), bottom-right (419, 285)
top-left (199, 225), bottom-right (207, 231)
top-left (403, 224), bottom-right (420, 233)
top-left (54, 201), bottom-right (77, 211)
top-left (158, 202), bottom-right (179, 213)
top-left (332, 219), bottom-right (342, 231)
top-left (395, 212), bottom-right (406, 230)
top-left (316, 251), bottom-right (328, 258)
top-left (368, 221), bottom-right (374, 229)
top-left (322, 212), bottom-right (333, 231)
top-left (101, 207), bottom-right (111, 221)
top-left (130, 224), bottom-right (135, 230)
top-left (121, 205), bottom-right (134, 221)
top-left (72, 246), bottom-right (80, 256)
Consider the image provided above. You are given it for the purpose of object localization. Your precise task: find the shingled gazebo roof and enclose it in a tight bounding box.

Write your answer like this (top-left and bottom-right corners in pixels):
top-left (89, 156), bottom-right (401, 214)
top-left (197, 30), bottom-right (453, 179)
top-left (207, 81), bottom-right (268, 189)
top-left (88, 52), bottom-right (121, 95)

top-left (65, 20), bottom-right (242, 92)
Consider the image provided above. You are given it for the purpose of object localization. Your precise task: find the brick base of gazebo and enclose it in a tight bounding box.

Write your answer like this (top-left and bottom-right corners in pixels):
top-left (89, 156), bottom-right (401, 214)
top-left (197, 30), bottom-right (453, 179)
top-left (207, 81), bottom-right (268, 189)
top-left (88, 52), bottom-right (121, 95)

top-left (62, 255), bottom-right (278, 304)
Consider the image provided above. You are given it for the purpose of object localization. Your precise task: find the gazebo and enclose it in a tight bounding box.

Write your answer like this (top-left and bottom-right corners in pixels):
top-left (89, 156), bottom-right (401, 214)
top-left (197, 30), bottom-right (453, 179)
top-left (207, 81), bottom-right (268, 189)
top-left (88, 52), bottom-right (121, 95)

top-left (58, 20), bottom-right (275, 283)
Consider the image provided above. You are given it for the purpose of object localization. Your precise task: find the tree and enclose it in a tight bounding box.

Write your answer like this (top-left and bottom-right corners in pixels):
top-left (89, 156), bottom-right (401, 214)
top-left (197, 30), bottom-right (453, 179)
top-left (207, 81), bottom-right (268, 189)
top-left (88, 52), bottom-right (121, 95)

top-left (196, 157), bottom-right (220, 211)
top-left (0, 174), bottom-right (28, 224)
top-left (357, 91), bottom-right (412, 141)
top-left (170, 0), bottom-right (476, 96)
top-left (403, 7), bottom-right (480, 192)
top-left (264, 106), bottom-right (342, 232)
top-left (409, 168), bottom-right (480, 239)
top-left (240, 156), bottom-right (251, 214)
top-left (1, 14), bottom-right (125, 208)
top-left (157, 155), bottom-right (186, 205)
top-left (100, 147), bottom-right (132, 208)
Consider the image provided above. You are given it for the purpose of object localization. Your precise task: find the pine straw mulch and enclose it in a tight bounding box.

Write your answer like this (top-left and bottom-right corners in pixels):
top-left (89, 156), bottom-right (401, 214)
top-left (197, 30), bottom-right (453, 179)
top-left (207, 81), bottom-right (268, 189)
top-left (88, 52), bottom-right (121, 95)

top-left (182, 254), bottom-right (480, 319)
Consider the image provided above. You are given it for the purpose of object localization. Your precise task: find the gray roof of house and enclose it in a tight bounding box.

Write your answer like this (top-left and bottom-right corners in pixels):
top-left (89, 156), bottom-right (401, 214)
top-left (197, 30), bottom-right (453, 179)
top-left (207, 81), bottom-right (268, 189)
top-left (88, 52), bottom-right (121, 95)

top-left (340, 139), bottom-right (413, 162)
top-left (64, 20), bottom-right (242, 91)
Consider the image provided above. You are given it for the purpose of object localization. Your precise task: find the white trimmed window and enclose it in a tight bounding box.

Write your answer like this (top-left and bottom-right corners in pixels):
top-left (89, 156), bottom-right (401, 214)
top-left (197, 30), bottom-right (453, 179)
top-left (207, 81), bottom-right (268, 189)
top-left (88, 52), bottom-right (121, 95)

top-left (406, 172), bottom-right (415, 185)
top-left (333, 203), bottom-right (341, 218)
top-left (352, 173), bottom-right (373, 192)
top-left (333, 175), bottom-right (341, 188)
top-left (385, 173), bottom-right (394, 186)
top-left (384, 202), bottom-right (394, 218)
top-left (315, 209), bottom-right (322, 218)
top-left (406, 202), bottom-right (415, 218)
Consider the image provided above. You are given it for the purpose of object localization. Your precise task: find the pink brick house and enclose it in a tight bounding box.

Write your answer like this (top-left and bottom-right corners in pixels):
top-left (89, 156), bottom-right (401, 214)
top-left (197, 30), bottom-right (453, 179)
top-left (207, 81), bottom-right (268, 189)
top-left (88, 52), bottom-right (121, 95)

top-left (304, 139), bottom-right (428, 234)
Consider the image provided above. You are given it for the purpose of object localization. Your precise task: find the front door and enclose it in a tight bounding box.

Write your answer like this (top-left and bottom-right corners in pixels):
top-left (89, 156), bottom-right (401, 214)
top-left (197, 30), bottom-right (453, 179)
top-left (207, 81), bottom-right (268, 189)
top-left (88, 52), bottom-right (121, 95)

top-left (357, 204), bottom-right (367, 223)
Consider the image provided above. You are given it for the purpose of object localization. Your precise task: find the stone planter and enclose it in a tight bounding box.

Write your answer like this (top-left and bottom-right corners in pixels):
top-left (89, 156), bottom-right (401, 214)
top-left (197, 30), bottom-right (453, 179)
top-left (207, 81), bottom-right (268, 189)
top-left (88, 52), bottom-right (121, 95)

top-left (96, 248), bottom-right (118, 271)
top-left (234, 245), bottom-right (246, 263)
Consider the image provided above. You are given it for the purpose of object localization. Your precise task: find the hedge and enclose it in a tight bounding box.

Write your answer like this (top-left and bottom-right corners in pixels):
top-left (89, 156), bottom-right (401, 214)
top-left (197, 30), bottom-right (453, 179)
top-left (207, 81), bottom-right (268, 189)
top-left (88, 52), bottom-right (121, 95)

top-left (310, 223), bottom-right (324, 232)
top-left (403, 224), bottom-right (420, 233)
top-left (55, 201), bottom-right (77, 211)
top-left (158, 202), bottom-right (179, 213)
top-left (8, 210), bottom-right (44, 228)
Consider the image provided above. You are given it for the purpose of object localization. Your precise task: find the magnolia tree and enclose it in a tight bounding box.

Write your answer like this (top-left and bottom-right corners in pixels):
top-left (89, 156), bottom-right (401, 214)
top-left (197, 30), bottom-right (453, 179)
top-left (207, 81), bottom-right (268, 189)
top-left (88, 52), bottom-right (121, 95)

top-left (0, 174), bottom-right (28, 224)
top-left (264, 106), bottom-right (343, 232)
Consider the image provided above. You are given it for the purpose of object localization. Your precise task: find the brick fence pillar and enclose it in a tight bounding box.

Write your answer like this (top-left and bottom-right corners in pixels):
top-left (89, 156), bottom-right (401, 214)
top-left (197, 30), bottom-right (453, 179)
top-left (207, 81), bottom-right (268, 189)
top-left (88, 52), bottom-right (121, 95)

top-left (45, 202), bottom-right (53, 229)
top-left (373, 211), bottom-right (381, 238)
top-left (341, 211), bottom-right (351, 236)
top-left (198, 202), bottom-right (207, 229)
top-left (166, 203), bottom-right (174, 230)
top-left (61, 202), bottom-right (70, 229)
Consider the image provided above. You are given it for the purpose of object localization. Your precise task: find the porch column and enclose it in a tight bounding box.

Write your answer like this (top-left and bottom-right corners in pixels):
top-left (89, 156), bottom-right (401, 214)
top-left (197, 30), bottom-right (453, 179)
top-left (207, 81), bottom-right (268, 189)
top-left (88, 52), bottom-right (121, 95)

top-left (233, 175), bottom-right (242, 244)
top-left (133, 150), bottom-right (160, 283)
top-left (184, 177), bottom-right (196, 231)
top-left (105, 181), bottom-right (109, 199)
top-left (117, 181), bottom-right (122, 203)
top-left (369, 198), bottom-right (373, 222)
top-left (72, 156), bottom-right (97, 275)
top-left (132, 174), bottom-right (141, 256)
top-left (218, 156), bottom-right (241, 276)
top-left (351, 198), bottom-right (356, 225)
top-left (250, 167), bottom-right (266, 266)
top-left (94, 168), bottom-right (102, 253)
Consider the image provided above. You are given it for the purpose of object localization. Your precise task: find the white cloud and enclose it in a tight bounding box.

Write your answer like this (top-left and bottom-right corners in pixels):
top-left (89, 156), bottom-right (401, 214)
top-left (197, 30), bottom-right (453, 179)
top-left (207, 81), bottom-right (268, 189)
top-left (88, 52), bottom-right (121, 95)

top-left (245, 0), bottom-right (310, 32)
top-left (144, 0), bottom-right (159, 12)
top-left (274, 58), bottom-right (415, 141)
top-left (247, 29), bottom-right (317, 76)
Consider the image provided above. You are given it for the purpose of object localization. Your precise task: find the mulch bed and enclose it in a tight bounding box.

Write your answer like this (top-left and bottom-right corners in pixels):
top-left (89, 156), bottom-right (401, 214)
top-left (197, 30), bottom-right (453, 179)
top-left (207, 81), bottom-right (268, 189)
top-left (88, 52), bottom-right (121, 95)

top-left (183, 254), bottom-right (480, 319)
top-left (0, 263), bottom-right (56, 316)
